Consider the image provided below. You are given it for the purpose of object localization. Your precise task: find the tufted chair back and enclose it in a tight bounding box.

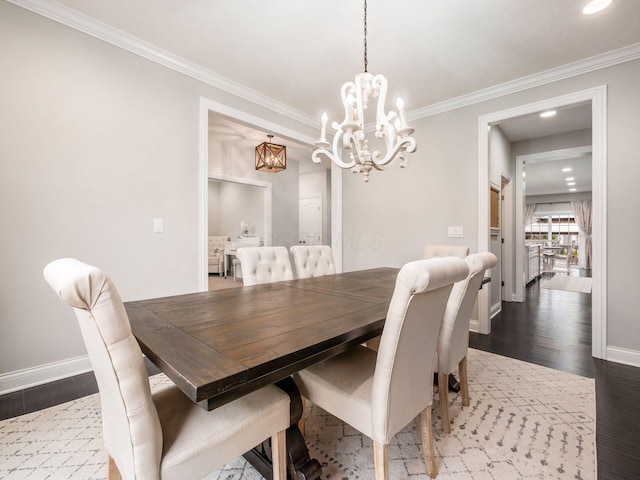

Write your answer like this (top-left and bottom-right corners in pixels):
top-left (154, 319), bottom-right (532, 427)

top-left (372, 257), bottom-right (469, 444)
top-left (436, 251), bottom-right (498, 433)
top-left (423, 244), bottom-right (469, 260)
top-left (236, 246), bottom-right (295, 286)
top-left (290, 245), bottom-right (336, 279)
top-left (438, 252), bottom-right (498, 374)
top-left (44, 258), bottom-right (162, 479)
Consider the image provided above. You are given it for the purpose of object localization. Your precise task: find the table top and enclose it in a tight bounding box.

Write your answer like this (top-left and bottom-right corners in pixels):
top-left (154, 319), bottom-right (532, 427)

top-left (125, 268), bottom-right (398, 410)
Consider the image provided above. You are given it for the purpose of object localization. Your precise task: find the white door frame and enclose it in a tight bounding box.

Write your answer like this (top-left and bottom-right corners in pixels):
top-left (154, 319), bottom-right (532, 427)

top-left (198, 97), bottom-right (343, 291)
top-left (477, 86), bottom-right (607, 359)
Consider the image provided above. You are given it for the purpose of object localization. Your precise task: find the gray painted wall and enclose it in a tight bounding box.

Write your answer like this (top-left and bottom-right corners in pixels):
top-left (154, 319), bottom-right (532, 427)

top-left (209, 181), bottom-right (265, 240)
top-left (489, 126), bottom-right (512, 312)
top-left (0, 2), bottom-right (313, 380)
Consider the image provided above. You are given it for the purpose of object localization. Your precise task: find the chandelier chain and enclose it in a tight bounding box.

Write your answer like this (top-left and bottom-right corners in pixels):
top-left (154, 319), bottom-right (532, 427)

top-left (363, 0), bottom-right (368, 73)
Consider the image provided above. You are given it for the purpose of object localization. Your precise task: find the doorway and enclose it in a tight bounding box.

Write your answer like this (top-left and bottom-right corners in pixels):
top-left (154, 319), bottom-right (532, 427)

top-left (477, 86), bottom-right (607, 359)
top-left (198, 97), bottom-right (340, 291)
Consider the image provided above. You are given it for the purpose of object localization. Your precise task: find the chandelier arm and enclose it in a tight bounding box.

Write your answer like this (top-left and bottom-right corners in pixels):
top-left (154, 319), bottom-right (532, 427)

top-left (369, 136), bottom-right (417, 170)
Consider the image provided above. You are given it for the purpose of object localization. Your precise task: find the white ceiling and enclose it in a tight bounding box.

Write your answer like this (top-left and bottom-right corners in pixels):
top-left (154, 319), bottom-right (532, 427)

top-left (43, 0), bottom-right (637, 186)
top-left (524, 153), bottom-right (593, 196)
top-left (51, 0), bottom-right (640, 122)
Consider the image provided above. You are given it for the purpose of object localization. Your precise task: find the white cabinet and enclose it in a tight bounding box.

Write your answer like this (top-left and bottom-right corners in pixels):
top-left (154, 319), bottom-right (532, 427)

top-left (525, 245), bottom-right (541, 283)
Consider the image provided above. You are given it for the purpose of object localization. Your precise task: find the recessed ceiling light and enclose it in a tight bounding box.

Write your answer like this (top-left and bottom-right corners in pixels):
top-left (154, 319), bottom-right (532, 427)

top-left (569, 188), bottom-right (577, 192)
top-left (540, 110), bottom-right (557, 118)
top-left (565, 177), bottom-right (575, 181)
top-left (567, 182), bottom-right (576, 186)
top-left (583, 0), bottom-right (612, 15)
top-left (562, 167), bottom-right (572, 172)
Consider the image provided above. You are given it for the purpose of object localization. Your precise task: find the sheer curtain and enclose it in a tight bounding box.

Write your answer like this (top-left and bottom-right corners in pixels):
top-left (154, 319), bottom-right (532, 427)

top-left (571, 200), bottom-right (592, 269)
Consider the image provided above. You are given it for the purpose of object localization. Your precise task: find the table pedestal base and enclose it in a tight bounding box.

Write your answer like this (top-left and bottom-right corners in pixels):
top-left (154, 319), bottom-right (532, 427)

top-left (244, 377), bottom-right (322, 480)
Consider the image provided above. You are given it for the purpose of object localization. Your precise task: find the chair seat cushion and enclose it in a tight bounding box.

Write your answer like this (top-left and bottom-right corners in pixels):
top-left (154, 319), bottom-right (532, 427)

top-left (293, 346), bottom-right (377, 439)
top-left (154, 383), bottom-right (289, 480)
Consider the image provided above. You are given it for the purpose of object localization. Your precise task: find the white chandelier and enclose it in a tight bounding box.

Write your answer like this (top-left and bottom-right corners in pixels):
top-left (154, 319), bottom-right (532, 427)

top-left (312, 0), bottom-right (417, 182)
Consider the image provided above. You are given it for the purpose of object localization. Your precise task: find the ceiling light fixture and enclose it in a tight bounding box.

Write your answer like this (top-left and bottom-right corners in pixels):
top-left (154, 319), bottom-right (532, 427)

top-left (311, 0), bottom-right (416, 182)
top-left (562, 167), bottom-right (572, 172)
top-left (255, 134), bottom-right (286, 173)
top-left (539, 110), bottom-right (557, 118)
top-left (565, 177), bottom-right (575, 181)
top-left (582, 0), bottom-right (612, 15)
top-left (569, 188), bottom-right (577, 192)
top-left (567, 182), bottom-right (576, 186)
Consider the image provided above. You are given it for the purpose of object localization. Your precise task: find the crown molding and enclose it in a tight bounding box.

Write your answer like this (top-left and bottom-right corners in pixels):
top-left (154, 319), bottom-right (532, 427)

top-left (409, 42), bottom-right (640, 121)
top-left (7, 0), bottom-right (318, 128)
top-left (8, 0), bottom-right (640, 126)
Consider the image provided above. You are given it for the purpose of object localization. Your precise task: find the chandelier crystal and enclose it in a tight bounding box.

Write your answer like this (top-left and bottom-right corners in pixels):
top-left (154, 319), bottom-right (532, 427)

top-left (312, 0), bottom-right (417, 182)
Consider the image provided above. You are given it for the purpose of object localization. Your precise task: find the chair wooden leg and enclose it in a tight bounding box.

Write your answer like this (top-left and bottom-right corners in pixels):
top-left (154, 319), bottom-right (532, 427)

top-left (420, 407), bottom-right (438, 478)
top-left (271, 429), bottom-right (287, 480)
top-left (438, 372), bottom-right (451, 433)
top-left (107, 455), bottom-right (122, 480)
top-left (459, 357), bottom-right (470, 407)
top-left (298, 397), bottom-right (306, 436)
top-left (373, 441), bottom-right (389, 480)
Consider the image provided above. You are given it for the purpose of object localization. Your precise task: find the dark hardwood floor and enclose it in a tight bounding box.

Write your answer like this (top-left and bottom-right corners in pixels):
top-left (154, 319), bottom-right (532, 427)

top-left (470, 272), bottom-right (640, 480)
top-left (1, 272), bottom-right (639, 479)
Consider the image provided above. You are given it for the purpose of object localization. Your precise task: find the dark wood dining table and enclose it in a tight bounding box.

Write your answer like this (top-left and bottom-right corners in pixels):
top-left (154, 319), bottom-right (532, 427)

top-left (125, 267), bottom-right (399, 480)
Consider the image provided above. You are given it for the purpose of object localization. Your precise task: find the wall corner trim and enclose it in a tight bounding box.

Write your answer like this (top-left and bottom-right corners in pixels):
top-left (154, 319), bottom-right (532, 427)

top-left (0, 355), bottom-right (92, 395)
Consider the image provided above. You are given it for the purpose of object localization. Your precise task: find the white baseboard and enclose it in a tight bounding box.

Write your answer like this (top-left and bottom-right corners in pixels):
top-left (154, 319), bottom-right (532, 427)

top-left (469, 319), bottom-right (480, 333)
top-left (0, 355), bottom-right (92, 395)
top-left (606, 346), bottom-right (640, 368)
top-left (490, 302), bottom-right (502, 319)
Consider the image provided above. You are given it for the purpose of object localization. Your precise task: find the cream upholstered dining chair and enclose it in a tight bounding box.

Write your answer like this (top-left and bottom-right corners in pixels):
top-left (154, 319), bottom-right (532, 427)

top-left (290, 245), bottom-right (336, 279)
top-left (365, 245), bottom-right (471, 353)
top-left (436, 252), bottom-right (497, 433)
top-left (43, 258), bottom-right (289, 480)
top-left (236, 246), bottom-right (295, 286)
top-left (423, 244), bottom-right (469, 260)
top-left (293, 257), bottom-right (469, 479)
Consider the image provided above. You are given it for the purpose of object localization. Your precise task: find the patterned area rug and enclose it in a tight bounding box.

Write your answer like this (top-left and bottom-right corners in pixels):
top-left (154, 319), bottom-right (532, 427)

top-left (0, 349), bottom-right (595, 479)
top-left (541, 275), bottom-right (592, 294)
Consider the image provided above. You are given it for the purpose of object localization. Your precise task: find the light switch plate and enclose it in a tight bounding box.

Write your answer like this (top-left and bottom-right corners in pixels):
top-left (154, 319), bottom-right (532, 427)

top-left (153, 218), bottom-right (164, 233)
top-left (448, 226), bottom-right (463, 238)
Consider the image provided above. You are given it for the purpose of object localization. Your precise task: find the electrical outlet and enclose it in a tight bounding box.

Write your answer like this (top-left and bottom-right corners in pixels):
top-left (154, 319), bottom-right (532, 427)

top-left (153, 218), bottom-right (164, 233)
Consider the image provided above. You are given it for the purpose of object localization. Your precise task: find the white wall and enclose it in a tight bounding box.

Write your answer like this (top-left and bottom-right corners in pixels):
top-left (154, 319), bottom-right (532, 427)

top-left (342, 58), bottom-right (640, 357)
top-left (0, 2), bottom-right (314, 386)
